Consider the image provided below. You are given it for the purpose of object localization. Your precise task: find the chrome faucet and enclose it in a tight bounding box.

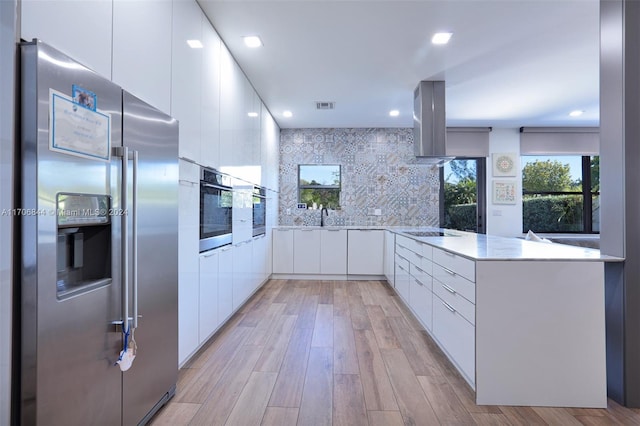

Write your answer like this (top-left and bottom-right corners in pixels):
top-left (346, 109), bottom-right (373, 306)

top-left (320, 207), bottom-right (329, 227)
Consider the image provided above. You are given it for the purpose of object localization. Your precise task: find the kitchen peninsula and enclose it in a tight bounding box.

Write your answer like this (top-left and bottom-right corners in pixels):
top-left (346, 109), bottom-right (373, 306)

top-left (272, 226), bottom-right (621, 408)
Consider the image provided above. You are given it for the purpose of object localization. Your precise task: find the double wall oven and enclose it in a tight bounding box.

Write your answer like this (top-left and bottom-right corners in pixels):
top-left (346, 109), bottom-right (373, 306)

top-left (200, 167), bottom-right (233, 252)
top-left (252, 186), bottom-right (266, 237)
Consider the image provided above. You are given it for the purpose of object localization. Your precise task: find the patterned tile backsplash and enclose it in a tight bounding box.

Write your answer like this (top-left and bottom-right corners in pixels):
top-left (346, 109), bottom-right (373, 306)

top-left (278, 128), bottom-right (440, 227)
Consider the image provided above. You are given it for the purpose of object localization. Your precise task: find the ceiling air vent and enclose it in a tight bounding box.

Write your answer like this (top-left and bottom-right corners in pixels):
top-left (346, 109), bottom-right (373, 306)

top-left (316, 101), bottom-right (335, 110)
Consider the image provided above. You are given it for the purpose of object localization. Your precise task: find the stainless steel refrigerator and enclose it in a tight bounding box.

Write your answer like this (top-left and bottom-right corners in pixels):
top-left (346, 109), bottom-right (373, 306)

top-left (18, 40), bottom-right (178, 425)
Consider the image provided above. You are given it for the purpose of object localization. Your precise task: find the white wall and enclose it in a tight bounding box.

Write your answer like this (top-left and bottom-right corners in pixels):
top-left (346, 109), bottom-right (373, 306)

top-left (486, 128), bottom-right (523, 237)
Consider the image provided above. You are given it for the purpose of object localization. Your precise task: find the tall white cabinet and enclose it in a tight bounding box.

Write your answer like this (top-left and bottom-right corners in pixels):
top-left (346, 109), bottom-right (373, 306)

top-left (112, 0), bottom-right (172, 113)
top-left (178, 160), bottom-right (200, 363)
top-left (21, 0), bottom-right (114, 78)
top-left (172, 0), bottom-right (202, 162)
top-left (21, 0), bottom-right (281, 368)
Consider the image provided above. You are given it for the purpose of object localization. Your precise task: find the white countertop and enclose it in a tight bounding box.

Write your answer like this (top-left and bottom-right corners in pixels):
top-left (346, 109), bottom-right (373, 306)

top-left (391, 228), bottom-right (622, 262)
top-left (273, 226), bottom-right (622, 262)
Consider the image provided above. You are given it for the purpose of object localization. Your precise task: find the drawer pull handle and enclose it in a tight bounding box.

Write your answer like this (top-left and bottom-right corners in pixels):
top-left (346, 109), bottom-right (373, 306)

top-left (414, 266), bottom-right (424, 274)
top-left (397, 265), bottom-right (407, 272)
top-left (442, 301), bottom-right (456, 313)
top-left (442, 283), bottom-right (456, 294)
top-left (443, 251), bottom-right (455, 257)
top-left (442, 267), bottom-right (456, 276)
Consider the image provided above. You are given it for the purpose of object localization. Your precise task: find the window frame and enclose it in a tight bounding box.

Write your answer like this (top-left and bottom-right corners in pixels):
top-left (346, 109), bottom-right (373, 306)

top-left (297, 164), bottom-right (342, 208)
top-left (521, 155), bottom-right (599, 234)
top-left (438, 157), bottom-right (487, 234)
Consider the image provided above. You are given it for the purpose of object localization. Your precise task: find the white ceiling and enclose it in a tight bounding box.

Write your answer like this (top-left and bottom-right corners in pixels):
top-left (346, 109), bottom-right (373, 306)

top-left (198, 0), bottom-right (600, 130)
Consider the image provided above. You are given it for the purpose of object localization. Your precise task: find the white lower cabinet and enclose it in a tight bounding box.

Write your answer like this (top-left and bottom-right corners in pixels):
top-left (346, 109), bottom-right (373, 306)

top-left (393, 232), bottom-right (476, 388)
top-left (217, 246), bottom-right (233, 324)
top-left (272, 229), bottom-right (294, 273)
top-left (198, 250), bottom-right (219, 344)
top-left (394, 254), bottom-right (410, 301)
top-left (384, 230), bottom-right (395, 284)
top-left (252, 235), bottom-right (268, 287)
top-left (293, 229), bottom-right (321, 274)
top-left (347, 230), bottom-right (384, 275)
top-left (232, 241), bottom-right (253, 311)
top-left (320, 229), bottom-right (347, 274)
top-left (433, 293), bottom-right (475, 382)
top-left (409, 274), bottom-right (433, 332)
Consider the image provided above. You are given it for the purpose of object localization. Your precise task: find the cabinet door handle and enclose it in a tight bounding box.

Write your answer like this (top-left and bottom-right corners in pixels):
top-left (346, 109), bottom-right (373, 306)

top-left (442, 283), bottom-right (456, 294)
top-left (442, 267), bottom-right (456, 276)
top-left (202, 250), bottom-right (216, 258)
top-left (301, 229), bottom-right (314, 232)
top-left (442, 301), bottom-right (456, 313)
top-left (327, 229), bottom-right (341, 232)
top-left (276, 229), bottom-right (290, 232)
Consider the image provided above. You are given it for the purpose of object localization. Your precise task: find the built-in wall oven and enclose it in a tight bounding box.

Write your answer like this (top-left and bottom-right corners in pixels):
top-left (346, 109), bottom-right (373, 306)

top-left (252, 186), bottom-right (266, 237)
top-left (200, 167), bottom-right (233, 252)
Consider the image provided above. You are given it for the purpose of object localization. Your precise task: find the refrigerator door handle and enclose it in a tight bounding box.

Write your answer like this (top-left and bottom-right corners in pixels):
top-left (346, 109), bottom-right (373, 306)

top-left (131, 149), bottom-right (139, 330)
top-left (113, 146), bottom-right (130, 332)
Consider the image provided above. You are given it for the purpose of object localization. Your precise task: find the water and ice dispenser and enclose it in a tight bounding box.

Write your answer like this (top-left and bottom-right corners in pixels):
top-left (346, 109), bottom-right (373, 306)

top-left (56, 193), bottom-right (112, 300)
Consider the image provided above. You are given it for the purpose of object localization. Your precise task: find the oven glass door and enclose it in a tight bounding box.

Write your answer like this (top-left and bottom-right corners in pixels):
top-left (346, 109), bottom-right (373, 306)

top-left (200, 182), bottom-right (233, 251)
top-left (252, 188), bottom-right (266, 237)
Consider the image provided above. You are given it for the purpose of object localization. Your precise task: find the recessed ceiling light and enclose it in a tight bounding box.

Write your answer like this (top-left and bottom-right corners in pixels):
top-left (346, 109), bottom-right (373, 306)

top-left (186, 39), bottom-right (203, 49)
top-left (247, 112), bottom-right (259, 118)
top-left (569, 110), bottom-right (584, 117)
top-left (389, 110), bottom-right (400, 117)
top-left (432, 32), bottom-right (453, 45)
top-left (243, 36), bottom-right (263, 48)
top-left (283, 110), bottom-right (293, 118)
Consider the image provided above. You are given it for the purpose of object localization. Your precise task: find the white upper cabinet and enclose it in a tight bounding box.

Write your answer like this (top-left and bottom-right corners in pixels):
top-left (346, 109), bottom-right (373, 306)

top-left (261, 103), bottom-right (280, 192)
top-left (243, 78), bottom-right (261, 172)
top-left (200, 19), bottom-right (221, 170)
top-left (219, 44), bottom-right (242, 170)
top-left (112, 0), bottom-right (172, 114)
top-left (171, 0), bottom-right (203, 162)
top-left (21, 0), bottom-right (113, 79)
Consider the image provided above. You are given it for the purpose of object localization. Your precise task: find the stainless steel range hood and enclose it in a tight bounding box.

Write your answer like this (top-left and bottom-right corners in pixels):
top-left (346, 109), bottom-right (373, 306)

top-left (413, 81), bottom-right (453, 163)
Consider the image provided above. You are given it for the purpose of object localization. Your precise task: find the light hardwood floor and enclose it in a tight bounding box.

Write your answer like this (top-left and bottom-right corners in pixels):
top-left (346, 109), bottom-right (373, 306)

top-left (151, 279), bottom-right (640, 425)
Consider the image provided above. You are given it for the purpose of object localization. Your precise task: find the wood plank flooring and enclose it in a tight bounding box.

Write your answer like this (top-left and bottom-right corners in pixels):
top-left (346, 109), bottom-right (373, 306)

top-left (151, 279), bottom-right (640, 425)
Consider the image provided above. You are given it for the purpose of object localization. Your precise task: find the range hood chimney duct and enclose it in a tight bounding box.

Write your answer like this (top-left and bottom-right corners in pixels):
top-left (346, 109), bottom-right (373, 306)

top-left (413, 81), bottom-right (451, 162)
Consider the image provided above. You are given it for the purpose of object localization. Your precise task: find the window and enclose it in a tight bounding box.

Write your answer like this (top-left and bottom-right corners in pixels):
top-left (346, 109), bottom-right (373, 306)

top-left (298, 165), bottom-right (341, 209)
top-left (522, 155), bottom-right (599, 233)
top-left (440, 158), bottom-right (486, 233)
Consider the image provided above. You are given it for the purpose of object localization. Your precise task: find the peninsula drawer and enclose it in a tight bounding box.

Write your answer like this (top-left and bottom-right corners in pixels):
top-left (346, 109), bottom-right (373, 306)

top-left (432, 248), bottom-right (475, 282)
top-left (396, 235), bottom-right (420, 254)
top-left (432, 263), bottom-right (475, 304)
top-left (433, 278), bottom-right (475, 325)
top-left (395, 253), bottom-right (410, 273)
top-left (395, 245), bottom-right (413, 263)
top-left (410, 263), bottom-right (432, 290)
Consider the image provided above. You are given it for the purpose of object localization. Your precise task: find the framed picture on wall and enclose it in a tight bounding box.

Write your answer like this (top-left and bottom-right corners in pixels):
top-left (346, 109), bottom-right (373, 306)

top-left (492, 180), bottom-right (517, 204)
top-left (492, 152), bottom-right (518, 177)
